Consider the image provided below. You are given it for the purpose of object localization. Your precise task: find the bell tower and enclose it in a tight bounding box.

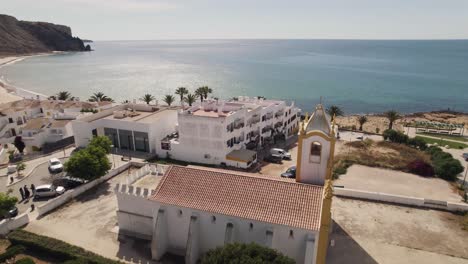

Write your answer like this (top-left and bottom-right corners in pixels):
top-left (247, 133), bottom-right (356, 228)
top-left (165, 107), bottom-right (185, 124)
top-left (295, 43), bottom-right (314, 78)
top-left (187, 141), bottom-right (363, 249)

top-left (296, 104), bottom-right (336, 186)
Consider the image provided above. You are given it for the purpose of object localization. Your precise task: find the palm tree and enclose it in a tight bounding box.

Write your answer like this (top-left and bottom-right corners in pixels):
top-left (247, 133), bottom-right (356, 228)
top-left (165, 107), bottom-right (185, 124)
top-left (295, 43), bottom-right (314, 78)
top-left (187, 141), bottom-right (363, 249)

top-left (195, 88), bottom-right (205, 103)
top-left (185, 93), bottom-right (197, 106)
top-left (384, 110), bottom-right (401, 130)
top-left (175, 87), bottom-right (188, 105)
top-left (163, 95), bottom-right (175, 106)
top-left (89, 92), bottom-right (113, 102)
top-left (357, 115), bottom-right (368, 131)
top-left (140, 94), bottom-right (155, 105)
top-left (199, 86), bottom-right (213, 99)
top-left (56, 91), bottom-right (72, 101)
top-left (326, 105), bottom-right (344, 120)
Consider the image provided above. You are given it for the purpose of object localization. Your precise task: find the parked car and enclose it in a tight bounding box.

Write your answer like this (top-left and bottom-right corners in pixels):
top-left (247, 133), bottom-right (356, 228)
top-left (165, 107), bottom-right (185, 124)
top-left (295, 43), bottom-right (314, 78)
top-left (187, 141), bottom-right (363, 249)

top-left (34, 184), bottom-right (65, 199)
top-left (264, 154), bottom-right (283, 164)
top-left (270, 148), bottom-right (291, 160)
top-left (281, 166), bottom-right (296, 178)
top-left (48, 158), bottom-right (64, 173)
top-left (0, 206), bottom-right (18, 220)
top-left (463, 153), bottom-right (468, 161)
top-left (53, 176), bottom-right (87, 189)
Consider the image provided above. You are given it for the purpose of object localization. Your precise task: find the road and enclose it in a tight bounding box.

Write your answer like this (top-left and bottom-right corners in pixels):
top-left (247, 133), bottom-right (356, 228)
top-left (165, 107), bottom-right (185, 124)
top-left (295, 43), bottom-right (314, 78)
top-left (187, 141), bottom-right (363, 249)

top-left (1, 158), bottom-right (68, 215)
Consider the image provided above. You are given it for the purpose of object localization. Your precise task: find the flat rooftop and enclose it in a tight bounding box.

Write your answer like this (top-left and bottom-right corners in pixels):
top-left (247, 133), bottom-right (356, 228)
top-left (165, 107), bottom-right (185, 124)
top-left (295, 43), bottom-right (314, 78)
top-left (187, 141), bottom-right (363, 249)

top-left (80, 104), bottom-right (178, 123)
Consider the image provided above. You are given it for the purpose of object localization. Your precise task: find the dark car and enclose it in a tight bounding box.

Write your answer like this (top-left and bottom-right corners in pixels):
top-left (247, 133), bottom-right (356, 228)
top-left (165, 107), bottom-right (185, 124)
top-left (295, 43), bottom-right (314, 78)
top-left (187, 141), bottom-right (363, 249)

top-left (264, 154), bottom-right (283, 164)
top-left (52, 176), bottom-right (87, 189)
top-left (281, 166), bottom-right (296, 178)
top-left (0, 206), bottom-right (18, 220)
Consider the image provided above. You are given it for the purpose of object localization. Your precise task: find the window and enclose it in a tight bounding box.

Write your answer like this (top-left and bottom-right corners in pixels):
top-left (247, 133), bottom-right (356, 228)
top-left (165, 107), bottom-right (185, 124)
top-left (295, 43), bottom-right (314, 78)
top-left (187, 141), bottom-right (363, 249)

top-left (178, 209), bottom-right (183, 217)
top-left (211, 216), bottom-right (216, 223)
top-left (249, 223), bottom-right (253, 230)
top-left (310, 142), bottom-right (322, 163)
top-left (134, 131), bottom-right (149, 152)
top-left (289, 230), bottom-right (294, 238)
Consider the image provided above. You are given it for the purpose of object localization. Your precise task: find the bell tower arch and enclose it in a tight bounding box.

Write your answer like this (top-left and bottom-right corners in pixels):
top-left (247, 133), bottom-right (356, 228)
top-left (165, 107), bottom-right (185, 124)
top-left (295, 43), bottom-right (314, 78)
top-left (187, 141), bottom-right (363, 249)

top-left (296, 104), bottom-right (336, 186)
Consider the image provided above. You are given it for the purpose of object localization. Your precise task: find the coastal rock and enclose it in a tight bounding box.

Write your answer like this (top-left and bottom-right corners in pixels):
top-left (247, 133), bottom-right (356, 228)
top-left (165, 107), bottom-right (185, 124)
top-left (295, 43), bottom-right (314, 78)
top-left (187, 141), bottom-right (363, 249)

top-left (0, 14), bottom-right (89, 56)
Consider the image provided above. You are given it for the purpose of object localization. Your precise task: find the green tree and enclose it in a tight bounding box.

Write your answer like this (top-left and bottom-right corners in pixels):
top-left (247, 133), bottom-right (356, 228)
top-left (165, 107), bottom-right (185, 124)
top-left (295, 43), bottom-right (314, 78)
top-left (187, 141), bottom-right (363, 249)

top-left (195, 88), bottom-right (205, 103)
top-left (64, 147), bottom-right (110, 181)
top-left (185, 93), bottom-right (197, 106)
top-left (13, 136), bottom-right (25, 154)
top-left (0, 193), bottom-right (18, 218)
top-left (89, 92), bottom-right (114, 102)
top-left (88, 135), bottom-right (112, 154)
top-left (326, 105), bottom-right (344, 120)
top-left (357, 115), bottom-right (368, 131)
top-left (384, 110), bottom-right (401, 130)
top-left (175, 87), bottom-right (188, 106)
top-left (56, 91), bottom-right (73, 101)
top-left (163, 95), bottom-right (175, 106)
top-left (200, 243), bottom-right (294, 264)
top-left (140, 94), bottom-right (155, 105)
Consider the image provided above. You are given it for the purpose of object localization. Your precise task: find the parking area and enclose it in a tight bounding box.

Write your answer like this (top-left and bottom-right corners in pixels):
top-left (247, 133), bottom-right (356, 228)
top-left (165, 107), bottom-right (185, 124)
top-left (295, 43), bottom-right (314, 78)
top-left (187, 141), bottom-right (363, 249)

top-left (25, 167), bottom-right (161, 263)
top-left (1, 158), bottom-right (69, 215)
top-left (329, 197), bottom-right (468, 264)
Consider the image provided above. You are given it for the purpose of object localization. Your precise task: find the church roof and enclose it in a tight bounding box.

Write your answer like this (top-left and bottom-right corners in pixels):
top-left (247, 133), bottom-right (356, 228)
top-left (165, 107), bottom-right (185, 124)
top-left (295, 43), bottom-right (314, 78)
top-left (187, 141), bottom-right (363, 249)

top-left (150, 165), bottom-right (324, 231)
top-left (305, 104), bottom-right (331, 135)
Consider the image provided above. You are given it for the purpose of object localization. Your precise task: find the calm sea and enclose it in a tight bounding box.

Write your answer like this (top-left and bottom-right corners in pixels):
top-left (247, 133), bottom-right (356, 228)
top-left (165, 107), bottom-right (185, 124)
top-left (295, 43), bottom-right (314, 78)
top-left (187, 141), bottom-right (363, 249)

top-left (1, 39), bottom-right (467, 114)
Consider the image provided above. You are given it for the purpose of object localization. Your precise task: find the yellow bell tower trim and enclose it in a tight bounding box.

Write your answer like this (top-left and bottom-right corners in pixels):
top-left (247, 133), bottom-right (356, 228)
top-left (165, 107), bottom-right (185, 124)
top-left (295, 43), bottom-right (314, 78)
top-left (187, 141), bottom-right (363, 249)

top-left (315, 179), bottom-right (333, 264)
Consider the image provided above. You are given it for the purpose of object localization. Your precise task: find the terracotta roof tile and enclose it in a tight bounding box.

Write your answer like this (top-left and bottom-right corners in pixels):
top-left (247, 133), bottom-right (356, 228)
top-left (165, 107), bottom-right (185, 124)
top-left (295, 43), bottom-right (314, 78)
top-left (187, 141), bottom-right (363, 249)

top-left (150, 166), bottom-right (323, 231)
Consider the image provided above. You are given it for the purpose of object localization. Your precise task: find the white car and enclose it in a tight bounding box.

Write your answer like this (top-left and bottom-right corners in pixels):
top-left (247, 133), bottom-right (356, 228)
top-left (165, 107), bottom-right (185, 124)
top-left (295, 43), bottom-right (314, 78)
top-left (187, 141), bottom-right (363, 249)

top-left (270, 148), bottom-right (291, 160)
top-left (34, 184), bottom-right (66, 198)
top-left (48, 158), bottom-right (64, 173)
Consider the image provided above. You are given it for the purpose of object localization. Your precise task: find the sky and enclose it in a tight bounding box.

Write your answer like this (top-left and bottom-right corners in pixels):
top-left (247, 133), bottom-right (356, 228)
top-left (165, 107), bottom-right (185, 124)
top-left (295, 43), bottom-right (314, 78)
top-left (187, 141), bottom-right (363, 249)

top-left (2, 0), bottom-right (468, 41)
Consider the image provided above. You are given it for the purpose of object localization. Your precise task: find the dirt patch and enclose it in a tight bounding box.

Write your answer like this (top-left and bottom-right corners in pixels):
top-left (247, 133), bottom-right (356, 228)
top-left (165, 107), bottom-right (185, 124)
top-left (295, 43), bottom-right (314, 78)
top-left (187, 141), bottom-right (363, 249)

top-left (331, 198), bottom-right (468, 263)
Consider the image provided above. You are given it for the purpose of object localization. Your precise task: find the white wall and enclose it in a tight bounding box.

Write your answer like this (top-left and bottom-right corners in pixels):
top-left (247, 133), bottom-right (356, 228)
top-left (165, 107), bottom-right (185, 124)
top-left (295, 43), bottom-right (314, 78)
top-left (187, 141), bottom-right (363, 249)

top-left (299, 134), bottom-right (330, 185)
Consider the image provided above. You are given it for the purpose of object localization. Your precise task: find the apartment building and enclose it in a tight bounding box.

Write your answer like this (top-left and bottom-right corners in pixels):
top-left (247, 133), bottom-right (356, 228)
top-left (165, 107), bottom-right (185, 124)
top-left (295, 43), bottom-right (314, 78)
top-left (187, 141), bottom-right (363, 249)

top-left (162, 96), bottom-right (300, 168)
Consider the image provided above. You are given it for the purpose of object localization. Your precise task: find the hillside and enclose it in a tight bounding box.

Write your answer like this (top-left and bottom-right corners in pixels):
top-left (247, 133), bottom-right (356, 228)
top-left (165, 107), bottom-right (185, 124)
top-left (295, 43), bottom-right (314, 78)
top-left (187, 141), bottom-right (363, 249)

top-left (0, 14), bottom-right (90, 56)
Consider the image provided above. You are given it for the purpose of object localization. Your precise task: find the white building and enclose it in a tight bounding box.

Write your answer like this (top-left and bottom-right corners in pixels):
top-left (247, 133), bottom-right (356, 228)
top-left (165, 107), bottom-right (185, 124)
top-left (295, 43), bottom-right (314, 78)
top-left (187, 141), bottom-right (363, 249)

top-left (162, 96), bottom-right (300, 168)
top-left (0, 99), bottom-right (110, 146)
top-left (72, 103), bottom-right (178, 155)
top-left (116, 104), bottom-right (335, 264)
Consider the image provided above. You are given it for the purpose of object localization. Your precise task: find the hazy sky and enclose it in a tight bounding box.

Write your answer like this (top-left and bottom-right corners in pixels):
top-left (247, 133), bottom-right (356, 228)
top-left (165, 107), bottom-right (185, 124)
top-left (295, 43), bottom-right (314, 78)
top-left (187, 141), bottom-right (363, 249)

top-left (3, 0), bottom-right (468, 40)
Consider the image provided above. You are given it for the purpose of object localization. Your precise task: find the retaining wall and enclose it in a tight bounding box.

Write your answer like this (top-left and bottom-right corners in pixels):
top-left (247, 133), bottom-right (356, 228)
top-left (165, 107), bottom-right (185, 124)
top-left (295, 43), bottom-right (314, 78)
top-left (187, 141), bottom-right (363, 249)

top-left (334, 187), bottom-right (468, 212)
top-left (0, 213), bottom-right (30, 236)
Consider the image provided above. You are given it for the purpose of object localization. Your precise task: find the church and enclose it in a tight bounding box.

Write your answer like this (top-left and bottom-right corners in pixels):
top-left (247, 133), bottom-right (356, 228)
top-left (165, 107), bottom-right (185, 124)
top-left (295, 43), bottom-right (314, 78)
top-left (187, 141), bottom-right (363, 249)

top-left (116, 104), bottom-right (336, 264)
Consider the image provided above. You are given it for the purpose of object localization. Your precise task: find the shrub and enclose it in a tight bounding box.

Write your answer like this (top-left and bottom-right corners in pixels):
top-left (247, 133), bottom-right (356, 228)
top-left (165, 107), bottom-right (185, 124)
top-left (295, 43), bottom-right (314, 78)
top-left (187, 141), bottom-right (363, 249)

top-left (425, 146), bottom-right (443, 155)
top-left (0, 245), bottom-right (25, 262)
top-left (8, 230), bottom-right (120, 264)
top-left (0, 193), bottom-right (19, 218)
top-left (15, 257), bottom-right (35, 264)
top-left (407, 137), bottom-right (428, 150)
top-left (407, 160), bottom-right (434, 177)
top-left (200, 243), bottom-right (294, 264)
top-left (383, 129), bottom-right (408, 144)
top-left (433, 158), bottom-right (464, 181)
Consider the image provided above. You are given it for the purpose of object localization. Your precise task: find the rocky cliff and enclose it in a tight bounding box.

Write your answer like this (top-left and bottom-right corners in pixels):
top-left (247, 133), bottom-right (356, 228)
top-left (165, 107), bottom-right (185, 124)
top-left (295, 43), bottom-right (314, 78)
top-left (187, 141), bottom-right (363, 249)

top-left (0, 14), bottom-right (90, 56)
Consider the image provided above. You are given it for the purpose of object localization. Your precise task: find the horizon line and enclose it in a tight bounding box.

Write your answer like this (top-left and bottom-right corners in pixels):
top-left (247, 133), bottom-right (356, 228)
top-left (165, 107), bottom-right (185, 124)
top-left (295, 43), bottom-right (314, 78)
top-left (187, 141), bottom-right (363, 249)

top-left (86, 37), bottom-right (468, 42)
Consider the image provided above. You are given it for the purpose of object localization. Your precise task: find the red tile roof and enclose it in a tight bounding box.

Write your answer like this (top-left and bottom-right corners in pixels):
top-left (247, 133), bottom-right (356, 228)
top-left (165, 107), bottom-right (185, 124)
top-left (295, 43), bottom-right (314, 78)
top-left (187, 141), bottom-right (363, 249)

top-left (150, 166), bottom-right (324, 231)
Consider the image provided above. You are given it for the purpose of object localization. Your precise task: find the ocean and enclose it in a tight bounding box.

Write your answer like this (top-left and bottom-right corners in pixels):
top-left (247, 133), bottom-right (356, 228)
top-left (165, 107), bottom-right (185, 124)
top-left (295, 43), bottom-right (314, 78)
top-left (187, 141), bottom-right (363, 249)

top-left (1, 39), bottom-right (467, 114)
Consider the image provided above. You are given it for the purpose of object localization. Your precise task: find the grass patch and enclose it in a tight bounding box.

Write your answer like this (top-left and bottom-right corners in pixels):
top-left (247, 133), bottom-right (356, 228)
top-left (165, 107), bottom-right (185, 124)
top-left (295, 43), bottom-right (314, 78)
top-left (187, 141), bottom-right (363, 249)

top-left (334, 140), bottom-right (431, 177)
top-left (417, 132), bottom-right (468, 143)
top-left (415, 136), bottom-right (468, 149)
top-left (8, 230), bottom-right (121, 264)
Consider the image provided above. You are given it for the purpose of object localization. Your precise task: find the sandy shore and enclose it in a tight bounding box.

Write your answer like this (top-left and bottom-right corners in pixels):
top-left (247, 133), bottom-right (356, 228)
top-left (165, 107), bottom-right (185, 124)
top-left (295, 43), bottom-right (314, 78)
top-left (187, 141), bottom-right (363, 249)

top-left (337, 112), bottom-right (468, 134)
